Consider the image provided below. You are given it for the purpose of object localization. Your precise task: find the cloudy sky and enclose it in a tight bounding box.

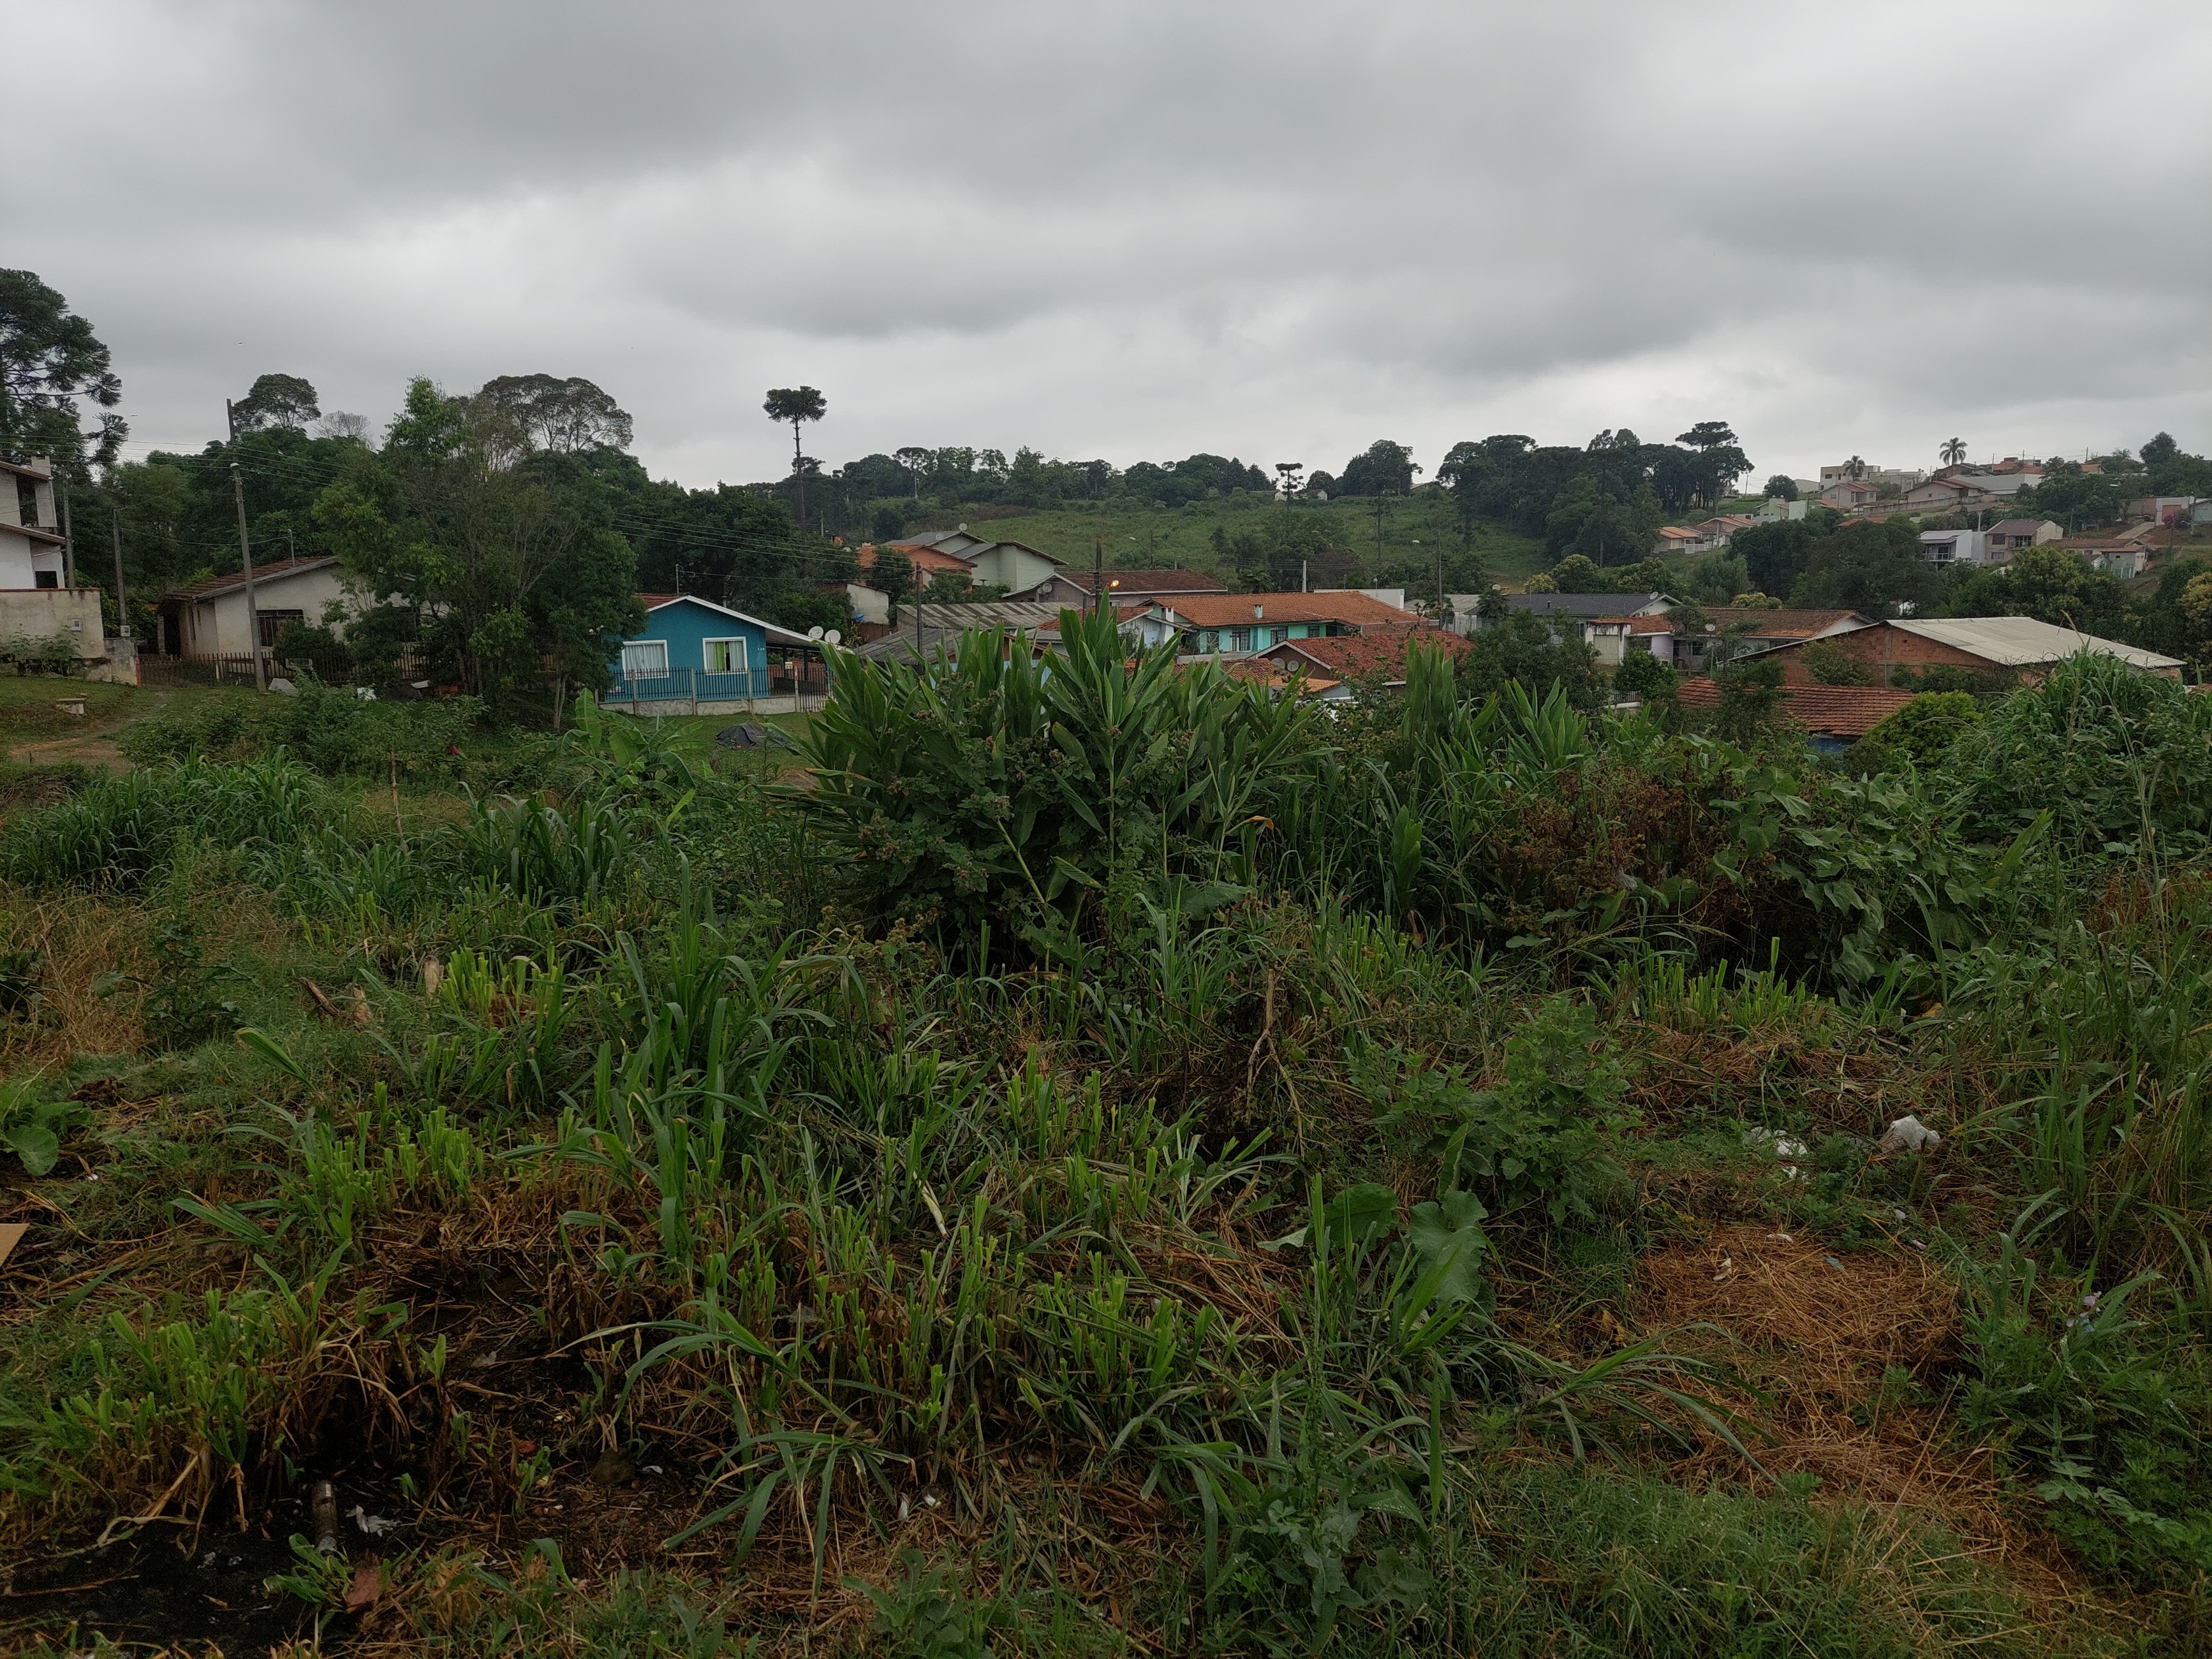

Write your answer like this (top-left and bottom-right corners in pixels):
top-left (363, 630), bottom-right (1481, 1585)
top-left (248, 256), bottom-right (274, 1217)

top-left (13, 0), bottom-right (2209, 489)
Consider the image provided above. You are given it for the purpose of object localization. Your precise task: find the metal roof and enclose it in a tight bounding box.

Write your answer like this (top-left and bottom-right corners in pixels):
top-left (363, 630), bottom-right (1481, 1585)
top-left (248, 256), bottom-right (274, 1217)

top-left (1887, 616), bottom-right (2182, 670)
top-left (1504, 591), bottom-right (1675, 619)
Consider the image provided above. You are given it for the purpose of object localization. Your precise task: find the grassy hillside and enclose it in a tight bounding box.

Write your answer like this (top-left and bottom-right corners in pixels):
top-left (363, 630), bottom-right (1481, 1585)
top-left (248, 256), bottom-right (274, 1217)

top-left (903, 490), bottom-right (1551, 593)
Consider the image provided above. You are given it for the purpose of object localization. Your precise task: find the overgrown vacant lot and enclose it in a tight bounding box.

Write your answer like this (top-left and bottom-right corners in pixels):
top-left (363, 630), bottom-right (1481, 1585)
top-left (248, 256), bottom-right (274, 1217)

top-left (2, 622), bottom-right (2209, 1656)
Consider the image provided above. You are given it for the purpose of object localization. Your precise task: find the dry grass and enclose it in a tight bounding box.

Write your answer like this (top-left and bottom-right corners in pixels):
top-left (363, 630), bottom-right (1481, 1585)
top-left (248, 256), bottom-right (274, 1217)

top-left (1633, 1223), bottom-right (2125, 1624)
top-left (0, 893), bottom-right (148, 1072)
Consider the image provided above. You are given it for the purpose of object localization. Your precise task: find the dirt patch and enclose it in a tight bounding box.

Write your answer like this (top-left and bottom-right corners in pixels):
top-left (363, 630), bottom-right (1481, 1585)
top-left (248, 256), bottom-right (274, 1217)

top-left (1635, 1224), bottom-right (2090, 1609)
top-left (7, 736), bottom-right (128, 772)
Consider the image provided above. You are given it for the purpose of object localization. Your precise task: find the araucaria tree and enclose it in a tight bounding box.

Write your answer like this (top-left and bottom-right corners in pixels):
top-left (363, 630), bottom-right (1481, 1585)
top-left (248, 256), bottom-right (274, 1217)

top-left (0, 268), bottom-right (126, 471)
top-left (764, 385), bottom-right (827, 527)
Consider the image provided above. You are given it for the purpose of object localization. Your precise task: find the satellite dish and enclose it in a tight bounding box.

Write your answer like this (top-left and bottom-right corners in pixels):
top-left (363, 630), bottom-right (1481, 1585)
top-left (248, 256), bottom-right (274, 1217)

top-left (807, 625), bottom-right (825, 641)
top-left (824, 629), bottom-right (843, 646)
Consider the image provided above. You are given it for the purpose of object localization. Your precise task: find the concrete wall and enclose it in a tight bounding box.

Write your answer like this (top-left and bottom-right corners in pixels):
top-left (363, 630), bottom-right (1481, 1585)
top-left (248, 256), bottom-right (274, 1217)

top-left (0, 587), bottom-right (107, 658)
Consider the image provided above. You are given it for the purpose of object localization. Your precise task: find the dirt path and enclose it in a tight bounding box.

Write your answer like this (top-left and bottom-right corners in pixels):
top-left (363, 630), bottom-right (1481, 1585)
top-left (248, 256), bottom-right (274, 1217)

top-left (5, 688), bottom-right (174, 772)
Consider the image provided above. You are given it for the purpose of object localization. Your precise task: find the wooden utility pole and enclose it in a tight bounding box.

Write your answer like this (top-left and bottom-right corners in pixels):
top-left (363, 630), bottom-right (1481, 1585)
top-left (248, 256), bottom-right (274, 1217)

top-left (225, 399), bottom-right (266, 691)
top-left (59, 473), bottom-right (75, 587)
top-left (1093, 533), bottom-right (1104, 617)
top-left (111, 512), bottom-right (127, 637)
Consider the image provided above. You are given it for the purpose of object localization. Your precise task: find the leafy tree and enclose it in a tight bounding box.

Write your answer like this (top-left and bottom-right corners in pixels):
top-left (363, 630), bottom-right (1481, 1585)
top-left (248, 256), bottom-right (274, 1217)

top-left (2018, 463), bottom-right (2122, 531)
top-left (474, 374), bottom-right (633, 453)
top-left (1790, 519), bottom-right (1935, 616)
top-left (1944, 546), bottom-right (2130, 636)
top-left (230, 373), bottom-right (321, 433)
top-left (1214, 511), bottom-right (1357, 593)
top-left (894, 446), bottom-right (932, 498)
top-left (1764, 475), bottom-right (1797, 501)
top-left (1543, 475), bottom-right (1660, 564)
top-left (0, 268), bottom-right (126, 471)
top-left (316, 378), bottom-right (642, 714)
top-left (1545, 554), bottom-right (1606, 593)
top-left (1612, 647), bottom-right (1677, 712)
top-left (1456, 610), bottom-right (1603, 711)
top-left (1711, 656), bottom-right (1787, 744)
top-left (2141, 432), bottom-right (2178, 468)
top-left (763, 385), bottom-right (827, 524)
top-left (1338, 439), bottom-right (1419, 498)
top-left (869, 545), bottom-right (914, 614)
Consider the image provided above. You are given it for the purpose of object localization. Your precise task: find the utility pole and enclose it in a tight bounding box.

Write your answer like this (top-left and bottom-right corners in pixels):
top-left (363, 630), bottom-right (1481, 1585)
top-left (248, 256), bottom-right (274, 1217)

top-left (226, 398), bottom-right (266, 690)
top-left (1093, 533), bottom-right (1104, 617)
top-left (111, 512), bottom-right (128, 637)
top-left (59, 473), bottom-right (75, 587)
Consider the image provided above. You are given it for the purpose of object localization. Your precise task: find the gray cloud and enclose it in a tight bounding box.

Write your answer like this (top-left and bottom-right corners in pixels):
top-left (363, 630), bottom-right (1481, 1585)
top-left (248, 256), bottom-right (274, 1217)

top-left (11, 0), bottom-right (2208, 485)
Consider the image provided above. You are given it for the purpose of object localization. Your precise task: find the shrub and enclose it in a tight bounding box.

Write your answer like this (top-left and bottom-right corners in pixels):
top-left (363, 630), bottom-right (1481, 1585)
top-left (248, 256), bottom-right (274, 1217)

top-left (1854, 691), bottom-right (1982, 771)
top-left (1800, 638), bottom-right (1873, 686)
top-left (1375, 995), bottom-right (1638, 1223)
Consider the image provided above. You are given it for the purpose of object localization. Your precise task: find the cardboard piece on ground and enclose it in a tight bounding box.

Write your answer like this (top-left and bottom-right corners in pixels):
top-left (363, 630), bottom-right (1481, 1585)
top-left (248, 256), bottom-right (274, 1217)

top-left (0, 1224), bottom-right (27, 1271)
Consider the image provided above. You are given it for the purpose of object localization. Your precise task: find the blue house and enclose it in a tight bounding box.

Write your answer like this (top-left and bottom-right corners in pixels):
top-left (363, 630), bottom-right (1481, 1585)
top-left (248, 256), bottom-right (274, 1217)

top-left (605, 594), bottom-right (825, 714)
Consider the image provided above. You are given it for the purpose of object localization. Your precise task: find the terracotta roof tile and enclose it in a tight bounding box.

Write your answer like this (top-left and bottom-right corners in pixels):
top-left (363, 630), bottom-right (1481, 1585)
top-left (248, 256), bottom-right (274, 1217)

top-left (1149, 591), bottom-right (1415, 628)
top-left (1677, 679), bottom-right (1916, 738)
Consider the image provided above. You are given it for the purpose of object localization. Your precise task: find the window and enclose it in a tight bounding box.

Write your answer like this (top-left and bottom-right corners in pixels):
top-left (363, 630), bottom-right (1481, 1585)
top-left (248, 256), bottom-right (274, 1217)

top-left (34, 570), bottom-right (58, 589)
top-left (621, 640), bottom-right (669, 677)
top-left (258, 608), bottom-right (304, 647)
top-left (703, 637), bottom-right (748, 674)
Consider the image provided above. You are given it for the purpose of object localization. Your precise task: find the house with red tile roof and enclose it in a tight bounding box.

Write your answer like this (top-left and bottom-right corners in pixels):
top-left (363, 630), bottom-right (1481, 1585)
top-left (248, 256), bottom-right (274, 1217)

top-left (1677, 678), bottom-right (1917, 751)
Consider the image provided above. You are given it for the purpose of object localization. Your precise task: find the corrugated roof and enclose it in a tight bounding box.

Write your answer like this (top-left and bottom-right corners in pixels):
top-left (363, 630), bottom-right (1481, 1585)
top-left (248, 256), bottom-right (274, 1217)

top-left (1505, 592), bottom-right (1675, 619)
top-left (1716, 608), bottom-right (1871, 640)
top-left (1889, 616), bottom-right (2181, 670)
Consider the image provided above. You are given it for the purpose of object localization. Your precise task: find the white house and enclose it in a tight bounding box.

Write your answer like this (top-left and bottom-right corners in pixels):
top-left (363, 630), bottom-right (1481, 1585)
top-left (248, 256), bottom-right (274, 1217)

top-left (1, 455), bottom-right (110, 665)
top-left (1, 456), bottom-right (66, 590)
top-left (159, 556), bottom-right (359, 662)
top-left (1919, 528), bottom-right (1990, 567)
top-left (890, 526), bottom-right (1068, 597)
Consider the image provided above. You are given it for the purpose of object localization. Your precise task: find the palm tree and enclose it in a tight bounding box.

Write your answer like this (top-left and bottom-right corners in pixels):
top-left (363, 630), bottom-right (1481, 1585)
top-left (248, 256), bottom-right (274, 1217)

top-left (1940, 436), bottom-right (1967, 468)
top-left (1844, 455), bottom-right (1866, 481)
top-left (763, 386), bottom-right (827, 527)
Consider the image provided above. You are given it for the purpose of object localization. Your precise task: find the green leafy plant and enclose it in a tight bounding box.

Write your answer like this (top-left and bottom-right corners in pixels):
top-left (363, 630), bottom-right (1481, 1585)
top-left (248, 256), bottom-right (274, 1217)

top-left (0, 1071), bottom-right (84, 1177)
top-left (1375, 996), bottom-right (1638, 1223)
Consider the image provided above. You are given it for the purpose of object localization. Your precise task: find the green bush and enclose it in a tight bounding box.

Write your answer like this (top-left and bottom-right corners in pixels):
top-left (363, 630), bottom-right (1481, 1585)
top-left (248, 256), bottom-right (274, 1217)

top-left (1853, 690), bottom-right (1982, 771)
top-left (1375, 996), bottom-right (1638, 1223)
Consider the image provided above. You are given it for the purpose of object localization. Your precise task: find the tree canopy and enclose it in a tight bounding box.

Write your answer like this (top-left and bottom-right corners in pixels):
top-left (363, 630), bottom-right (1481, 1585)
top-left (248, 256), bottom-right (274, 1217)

top-left (0, 268), bottom-right (126, 471)
top-left (231, 373), bottom-right (321, 434)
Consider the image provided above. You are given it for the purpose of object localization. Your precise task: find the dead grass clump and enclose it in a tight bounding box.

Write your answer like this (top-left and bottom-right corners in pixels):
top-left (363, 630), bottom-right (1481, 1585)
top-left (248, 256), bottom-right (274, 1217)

top-left (1634, 1223), bottom-right (2104, 1613)
top-left (0, 892), bottom-right (147, 1070)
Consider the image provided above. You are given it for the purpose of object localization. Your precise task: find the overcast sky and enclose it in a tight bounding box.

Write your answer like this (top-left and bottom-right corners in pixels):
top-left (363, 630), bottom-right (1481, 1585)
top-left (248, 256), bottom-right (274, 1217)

top-left (12, 0), bottom-right (2209, 490)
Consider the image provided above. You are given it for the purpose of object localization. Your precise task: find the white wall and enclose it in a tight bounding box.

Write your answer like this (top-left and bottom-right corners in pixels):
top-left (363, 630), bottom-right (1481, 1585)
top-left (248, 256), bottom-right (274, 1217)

top-left (181, 566), bottom-right (354, 659)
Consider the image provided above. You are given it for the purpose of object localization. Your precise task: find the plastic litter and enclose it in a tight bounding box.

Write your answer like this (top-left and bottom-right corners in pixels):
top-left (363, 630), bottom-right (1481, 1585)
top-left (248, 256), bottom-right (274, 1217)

top-left (1745, 1126), bottom-right (1809, 1179)
top-left (1878, 1115), bottom-right (1942, 1154)
top-left (349, 1505), bottom-right (394, 1537)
